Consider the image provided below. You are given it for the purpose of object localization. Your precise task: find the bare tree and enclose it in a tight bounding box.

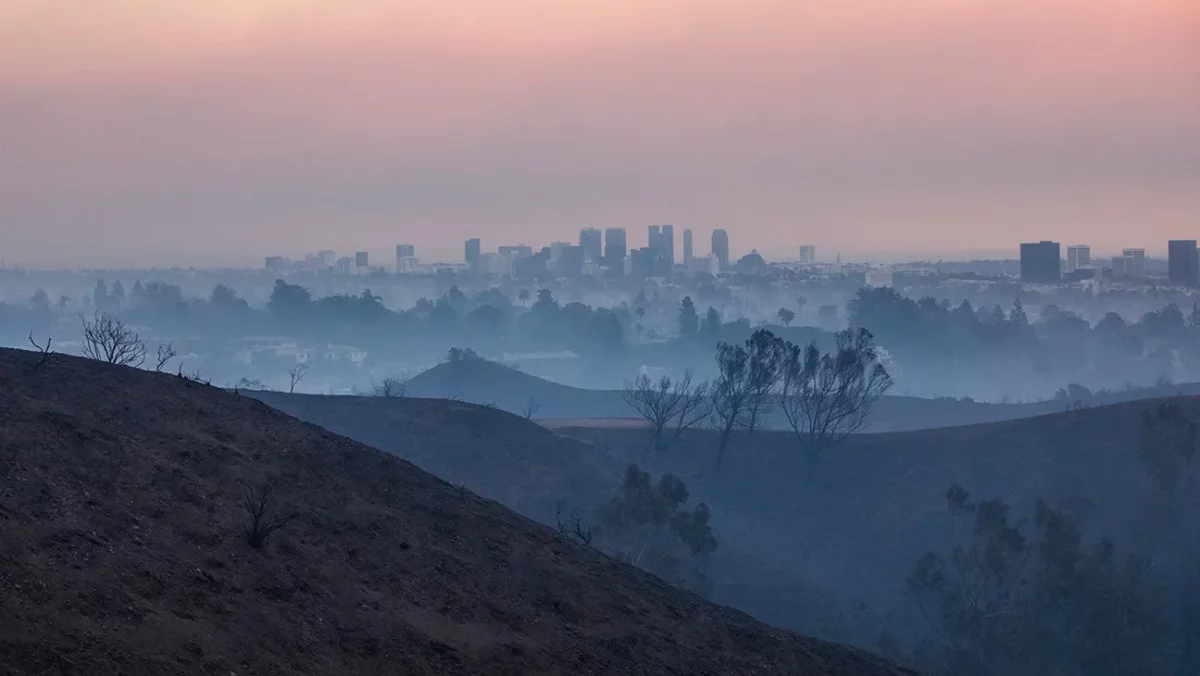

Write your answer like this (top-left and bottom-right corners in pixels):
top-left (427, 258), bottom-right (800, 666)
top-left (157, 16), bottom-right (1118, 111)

top-left (779, 327), bottom-right (893, 483)
top-left (744, 328), bottom-right (786, 433)
top-left (623, 370), bottom-right (712, 454)
top-left (372, 376), bottom-right (407, 398)
top-left (27, 333), bottom-right (52, 371)
top-left (710, 341), bottom-right (754, 468)
top-left (522, 397), bottom-right (542, 420)
top-left (287, 362), bottom-right (309, 394)
top-left (242, 482), bottom-right (296, 549)
top-left (80, 312), bottom-right (146, 367)
top-left (553, 500), bottom-right (596, 546)
top-left (154, 342), bottom-right (177, 372)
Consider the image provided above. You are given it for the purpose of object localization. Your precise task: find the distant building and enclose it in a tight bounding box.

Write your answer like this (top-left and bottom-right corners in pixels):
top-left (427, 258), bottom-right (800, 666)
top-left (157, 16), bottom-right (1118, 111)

top-left (465, 238), bottom-right (482, 272)
top-left (354, 251), bottom-right (369, 269)
top-left (336, 256), bottom-right (355, 274)
top-left (557, 245), bottom-right (586, 278)
top-left (1169, 240), bottom-right (1199, 287)
top-left (864, 269), bottom-right (894, 288)
top-left (1019, 241), bottom-right (1061, 283)
top-left (513, 251), bottom-right (549, 280)
top-left (627, 247), bottom-right (657, 280)
top-left (579, 227), bottom-right (602, 264)
top-left (660, 225), bottom-right (675, 268)
top-left (798, 245), bottom-right (817, 264)
top-left (477, 253), bottom-right (513, 277)
top-left (1121, 248), bottom-right (1146, 278)
top-left (264, 256), bottom-right (288, 272)
top-left (711, 229), bottom-right (730, 271)
top-left (317, 250), bottom-right (336, 268)
top-left (683, 229), bottom-right (694, 262)
top-left (1066, 245), bottom-right (1090, 272)
top-left (498, 245), bottom-right (533, 260)
top-left (1111, 255), bottom-right (1134, 278)
top-left (395, 244), bottom-right (415, 269)
top-left (604, 228), bottom-right (627, 271)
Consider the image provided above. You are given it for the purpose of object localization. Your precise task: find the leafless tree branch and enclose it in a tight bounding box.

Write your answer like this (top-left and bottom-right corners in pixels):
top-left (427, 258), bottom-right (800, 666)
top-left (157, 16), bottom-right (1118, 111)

top-left (80, 312), bottom-right (146, 367)
top-left (287, 362), bottom-right (309, 394)
top-left (27, 332), bottom-right (52, 371)
top-left (242, 482), bottom-right (296, 549)
top-left (154, 342), bottom-right (178, 372)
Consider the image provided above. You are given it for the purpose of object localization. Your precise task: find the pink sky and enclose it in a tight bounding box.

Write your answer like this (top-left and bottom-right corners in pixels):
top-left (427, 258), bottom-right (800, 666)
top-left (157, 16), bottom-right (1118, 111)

top-left (2, 0), bottom-right (1198, 267)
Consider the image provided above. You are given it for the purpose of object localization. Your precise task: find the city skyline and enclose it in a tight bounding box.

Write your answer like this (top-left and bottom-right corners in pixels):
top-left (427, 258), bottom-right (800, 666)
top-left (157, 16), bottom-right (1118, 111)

top-left (3, 0), bottom-right (1198, 268)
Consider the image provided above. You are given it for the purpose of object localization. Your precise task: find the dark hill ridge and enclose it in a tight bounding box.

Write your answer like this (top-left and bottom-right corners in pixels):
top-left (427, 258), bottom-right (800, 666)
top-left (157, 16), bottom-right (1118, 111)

top-left (0, 348), bottom-right (912, 676)
top-left (406, 359), bottom-right (1200, 432)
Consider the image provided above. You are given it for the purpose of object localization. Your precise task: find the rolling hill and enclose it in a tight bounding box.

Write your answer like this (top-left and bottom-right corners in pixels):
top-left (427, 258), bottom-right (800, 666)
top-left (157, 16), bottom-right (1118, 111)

top-left (0, 347), bottom-right (913, 676)
top-left (252, 377), bottom-right (1195, 657)
top-left (403, 358), bottom-right (1200, 432)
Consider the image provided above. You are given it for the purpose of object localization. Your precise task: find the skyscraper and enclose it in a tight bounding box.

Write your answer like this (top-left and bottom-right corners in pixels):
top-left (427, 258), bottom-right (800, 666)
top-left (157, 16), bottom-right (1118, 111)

top-left (1121, 248), bottom-right (1146, 278)
top-left (579, 227), bottom-right (602, 264)
top-left (1169, 240), bottom-right (1199, 287)
top-left (465, 238), bottom-right (481, 271)
top-left (799, 245), bottom-right (817, 264)
top-left (661, 225), bottom-right (675, 268)
top-left (354, 251), bottom-right (369, 268)
top-left (1019, 241), bottom-right (1061, 283)
top-left (711, 229), bottom-right (730, 271)
top-left (604, 228), bottom-right (627, 270)
top-left (683, 229), bottom-right (694, 262)
top-left (1066, 245), bottom-right (1090, 272)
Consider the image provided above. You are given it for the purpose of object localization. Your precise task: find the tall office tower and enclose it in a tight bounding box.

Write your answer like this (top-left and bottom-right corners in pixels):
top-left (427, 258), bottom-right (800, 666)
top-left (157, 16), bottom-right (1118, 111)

top-left (354, 251), bottom-right (369, 268)
top-left (799, 245), bottom-right (817, 264)
top-left (317, 250), bottom-right (336, 268)
top-left (1066, 245), bottom-right (1090, 272)
top-left (1121, 248), bottom-right (1146, 278)
top-left (1169, 240), bottom-right (1199, 287)
top-left (648, 225), bottom-right (661, 247)
top-left (465, 238), bottom-right (482, 271)
top-left (604, 228), bottom-right (627, 270)
top-left (1019, 241), bottom-right (1062, 283)
top-left (395, 244), bottom-right (415, 265)
top-left (683, 229), bottom-right (694, 262)
top-left (1111, 255), bottom-right (1134, 277)
top-left (661, 225), bottom-right (675, 267)
top-left (711, 229), bottom-right (730, 271)
top-left (579, 227), bottom-right (603, 264)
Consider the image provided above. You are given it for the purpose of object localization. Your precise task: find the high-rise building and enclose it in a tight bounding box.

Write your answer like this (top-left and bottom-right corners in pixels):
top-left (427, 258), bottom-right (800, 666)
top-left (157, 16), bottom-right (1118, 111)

top-left (264, 256), bottom-right (288, 272)
top-left (557, 245), bottom-right (586, 278)
top-left (660, 225), bottom-right (675, 268)
top-left (395, 244), bottom-right (415, 267)
top-left (317, 250), bottom-right (336, 268)
top-left (355, 251), bottom-right (369, 269)
top-left (579, 227), bottom-right (603, 264)
top-left (465, 238), bottom-right (482, 271)
top-left (1066, 245), bottom-right (1090, 272)
top-left (1121, 248), bottom-right (1146, 278)
top-left (1019, 241), bottom-right (1061, 283)
top-left (711, 229), bottom-right (730, 271)
top-left (604, 228), bottom-right (627, 270)
top-left (799, 245), bottom-right (817, 264)
top-left (683, 229), bottom-right (694, 262)
top-left (1169, 240), bottom-right (1199, 287)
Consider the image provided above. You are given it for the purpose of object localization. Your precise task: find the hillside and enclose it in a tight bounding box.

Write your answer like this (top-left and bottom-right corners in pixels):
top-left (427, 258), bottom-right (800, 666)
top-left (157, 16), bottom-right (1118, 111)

top-left (252, 378), bottom-right (1197, 657)
top-left (404, 358), bottom-right (1200, 432)
top-left (0, 348), bottom-right (913, 676)
top-left (250, 389), bottom-right (866, 643)
top-left (559, 399), bottom-right (1197, 608)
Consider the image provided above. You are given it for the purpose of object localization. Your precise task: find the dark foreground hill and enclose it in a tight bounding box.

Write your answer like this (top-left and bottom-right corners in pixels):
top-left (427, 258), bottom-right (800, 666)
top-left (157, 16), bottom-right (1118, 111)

top-left (252, 381), bottom-right (1199, 661)
top-left (0, 348), bottom-right (913, 676)
top-left (405, 359), bottom-right (1200, 432)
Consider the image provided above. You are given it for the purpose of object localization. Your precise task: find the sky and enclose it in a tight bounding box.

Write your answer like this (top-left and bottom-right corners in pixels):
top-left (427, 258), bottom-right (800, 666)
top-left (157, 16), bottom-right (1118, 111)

top-left (2, 0), bottom-right (1198, 268)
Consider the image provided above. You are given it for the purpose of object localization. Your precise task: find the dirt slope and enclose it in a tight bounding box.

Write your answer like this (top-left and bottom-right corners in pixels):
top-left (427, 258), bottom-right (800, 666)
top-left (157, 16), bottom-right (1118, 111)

top-left (0, 348), bottom-right (913, 676)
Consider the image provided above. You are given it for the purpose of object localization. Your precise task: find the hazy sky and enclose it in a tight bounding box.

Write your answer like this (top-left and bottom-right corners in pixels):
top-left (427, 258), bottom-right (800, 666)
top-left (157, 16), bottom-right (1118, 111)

top-left (2, 0), bottom-right (1198, 268)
